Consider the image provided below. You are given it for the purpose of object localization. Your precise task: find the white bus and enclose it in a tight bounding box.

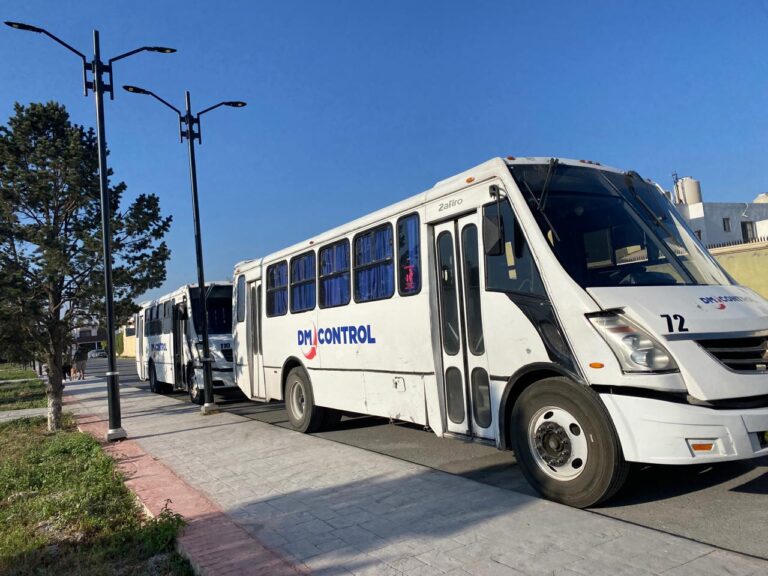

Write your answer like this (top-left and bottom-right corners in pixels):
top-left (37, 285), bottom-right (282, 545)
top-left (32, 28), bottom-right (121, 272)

top-left (135, 282), bottom-right (236, 404)
top-left (231, 157), bottom-right (768, 507)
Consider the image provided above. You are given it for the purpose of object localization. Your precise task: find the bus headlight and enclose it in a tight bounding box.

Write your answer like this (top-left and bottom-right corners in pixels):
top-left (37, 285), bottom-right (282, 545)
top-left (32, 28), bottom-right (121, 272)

top-left (588, 313), bottom-right (678, 373)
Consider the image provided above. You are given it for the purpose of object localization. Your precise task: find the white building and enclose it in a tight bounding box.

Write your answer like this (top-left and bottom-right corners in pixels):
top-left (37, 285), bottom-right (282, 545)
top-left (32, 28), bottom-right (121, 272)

top-left (670, 178), bottom-right (768, 247)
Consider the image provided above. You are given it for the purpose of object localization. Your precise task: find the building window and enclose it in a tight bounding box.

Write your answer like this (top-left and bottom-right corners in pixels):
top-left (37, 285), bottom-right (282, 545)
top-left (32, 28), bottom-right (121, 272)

top-left (694, 230), bottom-right (702, 240)
top-left (319, 240), bottom-right (350, 308)
top-left (397, 213), bottom-right (421, 296)
top-left (354, 224), bottom-right (394, 302)
top-left (742, 221), bottom-right (756, 242)
top-left (290, 252), bottom-right (316, 313)
top-left (722, 217), bottom-right (731, 232)
top-left (266, 261), bottom-right (288, 317)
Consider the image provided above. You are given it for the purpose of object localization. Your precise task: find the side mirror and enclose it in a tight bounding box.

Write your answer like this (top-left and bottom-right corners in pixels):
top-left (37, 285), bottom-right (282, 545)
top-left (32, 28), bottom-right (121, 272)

top-left (177, 303), bottom-right (188, 319)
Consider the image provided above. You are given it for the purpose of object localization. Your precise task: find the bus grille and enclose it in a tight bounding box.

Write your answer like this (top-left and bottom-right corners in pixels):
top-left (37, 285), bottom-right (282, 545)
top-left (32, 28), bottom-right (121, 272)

top-left (220, 348), bottom-right (233, 362)
top-left (698, 335), bottom-right (768, 373)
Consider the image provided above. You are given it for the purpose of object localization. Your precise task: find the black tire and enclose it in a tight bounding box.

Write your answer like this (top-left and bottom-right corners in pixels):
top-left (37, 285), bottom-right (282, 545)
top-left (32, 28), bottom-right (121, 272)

top-left (285, 366), bottom-right (325, 433)
top-left (188, 365), bottom-right (204, 405)
top-left (148, 363), bottom-right (160, 394)
top-left (148, 362), bottom-right (170, 394)
top-left (511, 377), bottom-right (629, 508)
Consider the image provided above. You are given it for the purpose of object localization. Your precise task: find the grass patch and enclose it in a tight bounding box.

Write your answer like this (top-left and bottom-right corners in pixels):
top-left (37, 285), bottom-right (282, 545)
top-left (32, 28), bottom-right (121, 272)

top-left (0, 416), bottom-right (193, 575)
top-left (0, 380), bottom-right (47, 411)
top-left (0, 364), bottom-right (38, 382)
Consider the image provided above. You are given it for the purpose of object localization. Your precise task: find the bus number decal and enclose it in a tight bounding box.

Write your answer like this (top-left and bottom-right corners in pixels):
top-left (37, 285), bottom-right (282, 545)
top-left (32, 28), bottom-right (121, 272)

top-left (660, 314), bottom-right (688, 333)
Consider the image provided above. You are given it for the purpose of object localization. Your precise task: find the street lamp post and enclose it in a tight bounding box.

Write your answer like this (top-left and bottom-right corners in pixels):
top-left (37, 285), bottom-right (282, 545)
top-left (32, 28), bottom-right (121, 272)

top-left (123, 84), bottom-right (246, 415)
top-left (5, 21), bottom-right (175, 441)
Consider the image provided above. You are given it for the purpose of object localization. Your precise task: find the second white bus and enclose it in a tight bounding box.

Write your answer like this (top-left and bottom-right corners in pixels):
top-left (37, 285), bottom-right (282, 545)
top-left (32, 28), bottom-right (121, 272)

top-left (135, 282), bottom-right (237, 403)
top-left (231, 157), bottom-right (768, 507)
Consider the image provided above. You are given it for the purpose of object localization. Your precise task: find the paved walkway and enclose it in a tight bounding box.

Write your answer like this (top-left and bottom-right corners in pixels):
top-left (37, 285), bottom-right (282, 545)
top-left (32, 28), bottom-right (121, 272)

top-left (64, 379), bottom-right (768, 576)
top-left (0, 406), bottom-right (48, 424)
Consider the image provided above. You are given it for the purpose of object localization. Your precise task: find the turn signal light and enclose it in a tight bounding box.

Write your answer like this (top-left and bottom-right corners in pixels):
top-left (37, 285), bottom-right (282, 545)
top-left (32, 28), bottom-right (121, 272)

top-left (589, 362), bottom-right (605, 369)
top-left (465, 177), bottom-right (475, 183)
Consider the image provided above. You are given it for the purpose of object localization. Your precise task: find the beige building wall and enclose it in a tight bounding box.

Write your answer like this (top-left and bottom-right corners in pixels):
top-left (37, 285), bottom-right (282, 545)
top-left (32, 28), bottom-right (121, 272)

top-left (711, 241), bottom-right (768, 299)
top-left (120, 334), bottom-right (136, 358)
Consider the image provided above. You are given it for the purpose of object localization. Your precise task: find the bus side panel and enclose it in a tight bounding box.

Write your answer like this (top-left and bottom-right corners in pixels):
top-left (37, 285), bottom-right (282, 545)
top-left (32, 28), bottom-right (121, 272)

top-left (310, 369), bottom-right (368, 413)
top-left (360, 371), bottom-right (427, 425)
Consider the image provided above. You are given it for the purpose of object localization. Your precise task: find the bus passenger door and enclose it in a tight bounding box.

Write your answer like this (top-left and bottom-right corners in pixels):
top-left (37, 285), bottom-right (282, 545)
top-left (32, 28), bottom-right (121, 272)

top-left (433, 214), bottom-right (493, 439)
top-left (172, 303), bottom-right (184, 388)
top-left (248, 282), bottom-right (265, 399)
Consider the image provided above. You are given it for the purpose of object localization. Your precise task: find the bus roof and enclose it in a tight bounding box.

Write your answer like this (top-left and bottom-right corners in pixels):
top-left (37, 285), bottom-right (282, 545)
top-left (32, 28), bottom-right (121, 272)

top-left (233, 156), bottom-right (624, 277)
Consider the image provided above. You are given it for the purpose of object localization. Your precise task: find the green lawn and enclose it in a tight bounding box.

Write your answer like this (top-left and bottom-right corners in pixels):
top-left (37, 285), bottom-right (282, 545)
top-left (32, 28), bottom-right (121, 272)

top-left (0, 417), bottom-right (193, 576)
top-left (0, 380), bottom-right (47, 411)
top-left (0, 364), bottom-right (38, 382)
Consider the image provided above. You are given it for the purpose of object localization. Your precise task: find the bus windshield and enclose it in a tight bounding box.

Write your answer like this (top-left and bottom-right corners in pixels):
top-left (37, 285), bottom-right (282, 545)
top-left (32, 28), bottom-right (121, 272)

top-left (189, 285), bottom-right (233, 335)
top-left (509, 163), bottom-right (731, 288)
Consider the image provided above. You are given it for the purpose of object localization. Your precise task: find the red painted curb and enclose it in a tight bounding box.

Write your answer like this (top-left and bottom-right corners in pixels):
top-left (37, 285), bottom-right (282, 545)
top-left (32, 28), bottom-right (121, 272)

top-left (67, 398), bottom-right (306, 575)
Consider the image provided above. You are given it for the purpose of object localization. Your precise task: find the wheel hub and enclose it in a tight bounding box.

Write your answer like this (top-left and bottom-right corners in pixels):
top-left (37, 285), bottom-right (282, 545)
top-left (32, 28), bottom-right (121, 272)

top-left (534, 422), bottom-right (571, 467)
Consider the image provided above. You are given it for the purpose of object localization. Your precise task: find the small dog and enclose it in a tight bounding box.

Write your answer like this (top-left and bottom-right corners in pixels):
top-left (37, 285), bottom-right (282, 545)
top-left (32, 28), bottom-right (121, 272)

top-left (62, 363), bottom-right (73, 381)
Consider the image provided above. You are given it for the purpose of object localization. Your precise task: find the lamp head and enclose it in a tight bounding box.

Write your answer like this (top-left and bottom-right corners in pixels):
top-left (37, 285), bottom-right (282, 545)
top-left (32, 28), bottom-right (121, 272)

top-left (123, 85), bottom-right (151, 95)
top-left (224, 101), bottom-right (247, 108)
top-left (146, 46), bottom-right (176, 54)
top-left (5, 21), bottom-right (44, 33)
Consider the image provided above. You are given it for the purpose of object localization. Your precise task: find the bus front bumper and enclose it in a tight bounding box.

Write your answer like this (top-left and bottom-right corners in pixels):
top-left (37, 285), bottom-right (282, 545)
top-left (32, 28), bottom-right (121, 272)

top-left (600, 393), bottom-right (768, 465)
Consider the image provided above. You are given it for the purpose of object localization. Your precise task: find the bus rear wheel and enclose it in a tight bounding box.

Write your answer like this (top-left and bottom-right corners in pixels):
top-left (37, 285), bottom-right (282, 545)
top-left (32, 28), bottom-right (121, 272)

top-left (285, 366), bottom-right (325, 433)
top-left (511, 377), bottom-right (628, 508)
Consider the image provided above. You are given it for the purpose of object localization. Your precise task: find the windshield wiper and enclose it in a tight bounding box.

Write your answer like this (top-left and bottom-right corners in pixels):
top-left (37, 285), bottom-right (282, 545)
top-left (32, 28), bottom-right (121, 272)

top-left (537, 157), bottom-right (559, 211)
top-left (622, 171), bottom-right (680, 243)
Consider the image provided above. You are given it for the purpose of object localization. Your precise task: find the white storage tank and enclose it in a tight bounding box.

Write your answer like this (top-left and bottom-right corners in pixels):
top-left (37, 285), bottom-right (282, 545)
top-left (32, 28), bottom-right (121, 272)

top-left (674, 176), bottom-right (702, 204)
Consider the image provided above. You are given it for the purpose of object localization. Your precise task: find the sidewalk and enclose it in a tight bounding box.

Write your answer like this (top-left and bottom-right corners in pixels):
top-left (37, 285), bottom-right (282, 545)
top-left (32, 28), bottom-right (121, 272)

top-left (65, 379), bottom-right (768, 576)
top-left (0, 406), bottom-right (48, 424)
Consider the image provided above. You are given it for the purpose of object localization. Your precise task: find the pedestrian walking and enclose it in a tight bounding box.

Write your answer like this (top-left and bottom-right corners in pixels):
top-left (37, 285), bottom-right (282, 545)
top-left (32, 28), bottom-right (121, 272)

top-left (74, 347), bottom-right (88, 380)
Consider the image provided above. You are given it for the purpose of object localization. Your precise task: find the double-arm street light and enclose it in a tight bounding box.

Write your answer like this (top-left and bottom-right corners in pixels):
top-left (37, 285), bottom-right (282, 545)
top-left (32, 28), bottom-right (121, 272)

top-left (5, 21), bottom-right (176, 441)
top-left (123, 85), bottom-right (246, 415)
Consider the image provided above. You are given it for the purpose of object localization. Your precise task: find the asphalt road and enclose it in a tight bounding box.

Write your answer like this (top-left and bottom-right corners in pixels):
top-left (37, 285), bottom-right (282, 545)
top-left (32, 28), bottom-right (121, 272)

top-left (101, 357), bottom-right (767, 559)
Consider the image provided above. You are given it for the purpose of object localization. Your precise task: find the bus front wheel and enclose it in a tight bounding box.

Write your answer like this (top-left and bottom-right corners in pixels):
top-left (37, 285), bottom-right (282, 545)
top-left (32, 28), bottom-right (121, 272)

top-left (188, 365), bottom-right (204, 405)
top-left (285, 367), bottom-right (325, 433)
top-left (511, 377), bottom-right (628, 508)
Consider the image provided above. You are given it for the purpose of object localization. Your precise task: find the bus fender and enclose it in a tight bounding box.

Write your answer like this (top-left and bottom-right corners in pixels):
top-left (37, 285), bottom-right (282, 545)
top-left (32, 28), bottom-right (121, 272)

top-left (497, 362), bottom-right (584, 451)
top-left (281, 356), bottom-right (309, 400)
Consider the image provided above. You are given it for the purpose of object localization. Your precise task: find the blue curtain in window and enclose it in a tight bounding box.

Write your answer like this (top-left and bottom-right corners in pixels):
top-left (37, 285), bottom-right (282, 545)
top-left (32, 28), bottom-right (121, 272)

top-left (291, 253), bottom-right (316, 312)
top-left (267, 262), bottom-right (288, 316)
top-left (398, 215), bottom-right (420, 294)
top-left (320, 242), bottom-right (350, 307)
top-left (355, 226), bottom-right (394, 301)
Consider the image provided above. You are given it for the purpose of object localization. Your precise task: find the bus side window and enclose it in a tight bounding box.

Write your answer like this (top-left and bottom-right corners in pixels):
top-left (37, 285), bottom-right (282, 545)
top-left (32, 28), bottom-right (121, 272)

top-left (354, 223), bottom-right (394, 302)
top-left (319, 240), bottom-right (350, 308)
top-left (397, 213), bottom-right (421, 296)
top-left (266, 261), bottom-right (288, 317)
top-left (235, 275), bottom-right (246, 323)
top-left (483, 202), bottom-right (545, 297)
top-left (290, 251), bottom-right (316, 313)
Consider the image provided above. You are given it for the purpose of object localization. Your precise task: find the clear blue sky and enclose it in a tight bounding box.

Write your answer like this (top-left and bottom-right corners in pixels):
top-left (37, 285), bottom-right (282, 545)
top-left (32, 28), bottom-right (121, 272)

top-left (3, 1), bottom-right (768, 301)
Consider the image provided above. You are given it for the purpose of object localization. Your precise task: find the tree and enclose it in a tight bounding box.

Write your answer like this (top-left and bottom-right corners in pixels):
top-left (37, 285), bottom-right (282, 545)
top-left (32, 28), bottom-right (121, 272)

top-left (0, 102), bottom-right (172, 430)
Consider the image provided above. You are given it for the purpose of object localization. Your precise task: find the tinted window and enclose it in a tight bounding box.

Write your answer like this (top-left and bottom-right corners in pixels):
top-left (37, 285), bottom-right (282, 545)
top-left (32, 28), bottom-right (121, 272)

top-left (319, 240), bottom-right (350, 308)
top-left (397, 214), bottom-right (421, 295)
top-left (484, 202), bottom-right (546, 297)
top-left (462, 225), bottom-right (484, 355)
top-left (190, 286), bottom-right (233, 335)
top-left (290, 252), bottom-right (316, 313)
top-left (354, 224), bottom-right (394, 302)
top-left (437, 231), bottom-right (460, 355)
top-left (266, 261), bottom-right (288, 317)
top-left (236, 275), bottom-right (246, 323)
